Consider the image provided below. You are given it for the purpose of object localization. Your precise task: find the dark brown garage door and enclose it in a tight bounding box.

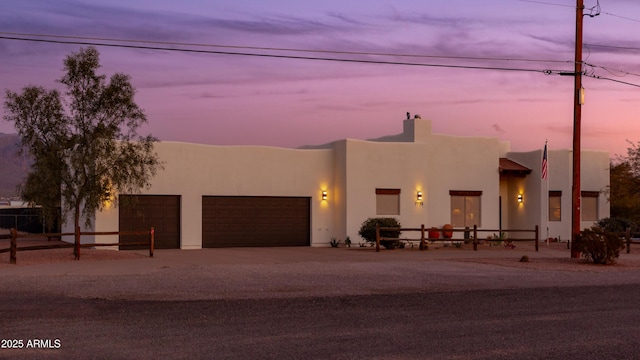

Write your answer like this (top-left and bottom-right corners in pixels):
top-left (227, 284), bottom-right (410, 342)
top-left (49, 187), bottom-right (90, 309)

top-left (202, 196), bottom-right (310, 248)
top-left (119, 195), bottom-right (181, 249)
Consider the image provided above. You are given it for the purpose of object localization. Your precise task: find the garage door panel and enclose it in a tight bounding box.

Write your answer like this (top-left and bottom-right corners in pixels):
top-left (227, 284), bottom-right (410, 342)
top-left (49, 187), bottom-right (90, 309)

top-left (119, 195), bottom-right (181, 250)
top-left (202, 196), bottom-right (310, 248)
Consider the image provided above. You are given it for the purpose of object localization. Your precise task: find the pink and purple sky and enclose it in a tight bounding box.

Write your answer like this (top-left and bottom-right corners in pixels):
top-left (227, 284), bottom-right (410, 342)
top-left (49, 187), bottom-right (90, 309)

top-left (1, 0), bottom-right (639, 157)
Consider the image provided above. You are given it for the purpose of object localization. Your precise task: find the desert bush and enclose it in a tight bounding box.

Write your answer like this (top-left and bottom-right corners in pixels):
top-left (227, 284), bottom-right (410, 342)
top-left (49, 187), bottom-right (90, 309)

top-left (329, 237), bottom-right (341, 248)
top-left (575, 226), bottom-right (624, 265)
top-left (358, 217), bottom-right (401, 249)
top-left (597, 217), bottom-right (636, 233)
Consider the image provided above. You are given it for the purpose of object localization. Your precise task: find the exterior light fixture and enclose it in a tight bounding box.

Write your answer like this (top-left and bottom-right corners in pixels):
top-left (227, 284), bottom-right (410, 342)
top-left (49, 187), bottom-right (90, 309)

top-left (322, 191), bottom-right (328, 200)
top-left (517, 194), bottom-right (523, 203)
top-left (416, 191), bottom-right (423, 206)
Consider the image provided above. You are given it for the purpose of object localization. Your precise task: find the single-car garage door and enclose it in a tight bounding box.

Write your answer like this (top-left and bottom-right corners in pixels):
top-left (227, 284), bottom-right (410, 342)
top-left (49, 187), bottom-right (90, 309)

top-left (119, 195), bottom-right (181, 249)
top-left (202, 196), bottom-right (310, 248)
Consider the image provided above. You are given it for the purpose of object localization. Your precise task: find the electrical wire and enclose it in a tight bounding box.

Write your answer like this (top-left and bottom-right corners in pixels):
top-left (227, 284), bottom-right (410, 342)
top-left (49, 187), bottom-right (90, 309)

top-left (602, 11), bottom-right (640, 24)
top-left (585, 43), bottom-right (640, 52)
top-left (585, 0), bottom-right (601, 18)
top-left (519, 0), bottom-right (640, 23)
top-left (516, 0), bottom-right (574, 9)
top-left (1, 33), bottom-right (639, 87)
top-left (583, 61), bottom-right (640, 79)
top-left (0, 35), bottom-right (562, 74)
top-left (584, 73), bottom-right (640, 88)
top-left (0, 31), bottom-right (570, 65)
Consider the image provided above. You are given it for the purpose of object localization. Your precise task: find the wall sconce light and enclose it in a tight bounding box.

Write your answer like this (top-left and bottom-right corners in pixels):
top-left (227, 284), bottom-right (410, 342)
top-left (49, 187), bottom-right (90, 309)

top-left (416, 191), bottom-right (423, 206)
top-left (322, 191), bottom-right (328, 200)
top-left (517, 194), bottom-right (523, 203)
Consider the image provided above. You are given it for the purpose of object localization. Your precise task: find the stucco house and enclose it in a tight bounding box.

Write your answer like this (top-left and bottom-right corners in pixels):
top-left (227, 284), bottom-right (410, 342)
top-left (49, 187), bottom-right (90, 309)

top-left (73, 117), bottom-right (610, 249)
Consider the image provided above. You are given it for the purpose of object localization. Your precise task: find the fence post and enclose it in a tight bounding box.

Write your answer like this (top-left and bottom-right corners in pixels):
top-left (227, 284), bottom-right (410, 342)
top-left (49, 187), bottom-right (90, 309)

top-left (75, 226), bottom-right (81, 260)
top-left (149, 227), bottom-right (155, 258)
top-left (375, 224), bottom-right (380, 252)
top-left (626, 228), bottom-right (631, 254)
top-left (473, 225), bottom-right (478, 251)
top-left (10, 228), bottom-right (17, 264)
top-left (535, 225), bottom-right (539, 252)
top-left (420, 224), bottom-right (425, 251)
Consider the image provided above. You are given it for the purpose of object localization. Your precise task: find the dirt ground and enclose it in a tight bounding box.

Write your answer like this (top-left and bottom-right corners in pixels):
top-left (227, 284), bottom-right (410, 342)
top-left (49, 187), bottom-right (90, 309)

top-left (3, 233), bottom-right (640, 271)
top-left (0, 233), bottom-right (146, 267)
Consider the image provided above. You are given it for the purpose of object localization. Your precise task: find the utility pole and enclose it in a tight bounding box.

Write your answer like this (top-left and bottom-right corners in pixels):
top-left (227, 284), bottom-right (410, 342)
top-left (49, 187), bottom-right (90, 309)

top-left (571, 0), bottom-right (584, 258)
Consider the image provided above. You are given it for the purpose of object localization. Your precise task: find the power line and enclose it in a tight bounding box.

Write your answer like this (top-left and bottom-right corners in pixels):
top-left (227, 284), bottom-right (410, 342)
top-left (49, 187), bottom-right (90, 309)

top-left (585, 42), bottom-right (640, 52)
top-left (516, 0), bottom-right (574, 9)
top-left (584, 61), bottom-right (640, 79)
top-left (517, 0), bottom-right (640, 23)
top-left (584, 73), bottom-right (640, 88)
top-left (0, 31), bottom-right (569, 65)
top-left (2, 33), bottom-right (639, 87)
top-left (0, 35), bottom-right (559, 74)
top-left (602, 11), bottom-right (640, 24)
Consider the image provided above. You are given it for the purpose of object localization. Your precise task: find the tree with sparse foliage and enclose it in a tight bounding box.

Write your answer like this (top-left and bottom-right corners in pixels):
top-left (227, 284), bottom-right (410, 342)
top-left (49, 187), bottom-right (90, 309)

top-left (609, 141), bottom-right (640, 226)
top-left (3, 47), bottom-right (161, 258)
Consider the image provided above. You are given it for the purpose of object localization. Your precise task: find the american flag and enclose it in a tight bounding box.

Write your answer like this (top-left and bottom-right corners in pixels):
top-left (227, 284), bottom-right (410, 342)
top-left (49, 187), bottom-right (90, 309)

top-left (541, 142), bottom-right (548, 180)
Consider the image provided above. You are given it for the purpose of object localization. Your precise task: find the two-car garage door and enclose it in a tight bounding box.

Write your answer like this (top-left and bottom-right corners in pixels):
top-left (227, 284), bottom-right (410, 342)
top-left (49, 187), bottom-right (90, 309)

top-left (119, 195), bottom-right (310, 249)
top-left (202, 196), bottom-right (310, 248)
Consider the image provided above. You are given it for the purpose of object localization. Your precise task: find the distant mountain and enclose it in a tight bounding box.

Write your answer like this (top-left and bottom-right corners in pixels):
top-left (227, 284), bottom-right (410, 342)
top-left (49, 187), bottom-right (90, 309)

top-left (0, 133), bottom-right (29, 198)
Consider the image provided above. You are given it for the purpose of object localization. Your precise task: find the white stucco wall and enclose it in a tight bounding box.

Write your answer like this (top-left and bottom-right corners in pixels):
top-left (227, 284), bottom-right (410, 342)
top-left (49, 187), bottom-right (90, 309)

top-left (425, 133), bottom-right (501, 235)
top-left (507, 148), bottom-right (610, 242)
top-left (87, 118), bottom-right (610, 250)
top-left (95, 143), bottom-right (335, 248)
top-left (342, 119), bottom-right (502, 242)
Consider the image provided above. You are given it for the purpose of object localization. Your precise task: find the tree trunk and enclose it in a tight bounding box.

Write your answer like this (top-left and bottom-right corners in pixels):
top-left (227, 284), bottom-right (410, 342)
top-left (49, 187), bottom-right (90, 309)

top-left (74, 202), bottom-right (80, 260)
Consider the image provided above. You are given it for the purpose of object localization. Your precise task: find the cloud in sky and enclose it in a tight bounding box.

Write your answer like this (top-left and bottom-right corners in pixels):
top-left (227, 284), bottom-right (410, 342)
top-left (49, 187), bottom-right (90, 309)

top-left (1, 0), bottom-right (640, 157)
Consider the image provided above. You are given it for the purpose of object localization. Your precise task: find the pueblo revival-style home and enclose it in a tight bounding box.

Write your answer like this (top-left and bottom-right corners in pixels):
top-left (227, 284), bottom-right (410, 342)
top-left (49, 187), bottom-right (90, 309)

top-left (69, 117), bottom-right (610, 249)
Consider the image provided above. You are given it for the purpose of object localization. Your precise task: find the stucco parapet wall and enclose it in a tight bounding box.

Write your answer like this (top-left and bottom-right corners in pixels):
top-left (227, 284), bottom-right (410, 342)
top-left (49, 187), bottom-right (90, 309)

top-left (149, 141), bottom-right (335, 196)
top-left (158, 140), bottom-right (333, 152)
top-left (154, 141), bottom-right (336, 163)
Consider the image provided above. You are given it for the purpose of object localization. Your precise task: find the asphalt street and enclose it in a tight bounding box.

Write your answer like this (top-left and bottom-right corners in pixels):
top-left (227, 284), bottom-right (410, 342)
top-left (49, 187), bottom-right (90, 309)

top-left (2, 284), bottom-right (640, 359)
top-left (3, 245), bottom-right (640, 359)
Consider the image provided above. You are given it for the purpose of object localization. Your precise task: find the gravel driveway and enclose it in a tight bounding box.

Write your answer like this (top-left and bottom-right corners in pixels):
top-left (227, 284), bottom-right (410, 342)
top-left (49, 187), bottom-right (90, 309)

top-left (3, 238), bottom-right (640, 301)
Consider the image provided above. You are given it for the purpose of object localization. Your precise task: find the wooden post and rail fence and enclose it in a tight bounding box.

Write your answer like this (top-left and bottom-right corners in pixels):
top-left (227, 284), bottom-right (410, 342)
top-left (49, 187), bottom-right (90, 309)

top-left (621, 228), bottom-right (640, 254)
top-left (0, 227), bottom-right (155, 265)
top-left (375, 224), bottom-right (539, 253)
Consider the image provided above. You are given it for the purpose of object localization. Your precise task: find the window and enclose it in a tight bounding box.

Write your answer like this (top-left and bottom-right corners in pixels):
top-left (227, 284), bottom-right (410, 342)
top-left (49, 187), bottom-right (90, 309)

top-left (376, 188), bottom-right (400, 215)
top-left (549, 191), bottom-right (561, 221)
top-left (581, 191), bottom-right (599, 221)
top-left (450, 191), bottom-right (481, 227)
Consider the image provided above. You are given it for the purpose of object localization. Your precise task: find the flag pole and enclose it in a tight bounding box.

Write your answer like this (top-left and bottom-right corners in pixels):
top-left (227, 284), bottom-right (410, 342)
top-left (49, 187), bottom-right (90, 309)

top-left (544, 139), bottom-right (549, 246)
top-left (541, 139), bottom-right (549, 246)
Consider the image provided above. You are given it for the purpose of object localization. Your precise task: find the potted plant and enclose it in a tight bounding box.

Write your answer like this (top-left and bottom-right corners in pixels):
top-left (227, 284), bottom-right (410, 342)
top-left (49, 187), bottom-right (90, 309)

top-left (442, 224), bottom-right (454, 239)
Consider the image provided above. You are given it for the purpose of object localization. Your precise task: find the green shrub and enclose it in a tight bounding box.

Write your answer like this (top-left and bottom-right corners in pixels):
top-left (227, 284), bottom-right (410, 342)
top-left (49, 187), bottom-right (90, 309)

top-left (575, 226), bottom-right (624, 265)
top-left (358, 217), bottom-right (401, 249)
top-left (597, 217), bottom-right (635, 233)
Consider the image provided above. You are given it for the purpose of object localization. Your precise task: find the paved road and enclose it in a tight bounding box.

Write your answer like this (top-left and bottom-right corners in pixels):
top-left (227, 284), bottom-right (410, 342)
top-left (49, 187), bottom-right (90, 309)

top-left (3, 246), bottom-right (640, 359)
top-left (2, 284), bottom-right (640, 359)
